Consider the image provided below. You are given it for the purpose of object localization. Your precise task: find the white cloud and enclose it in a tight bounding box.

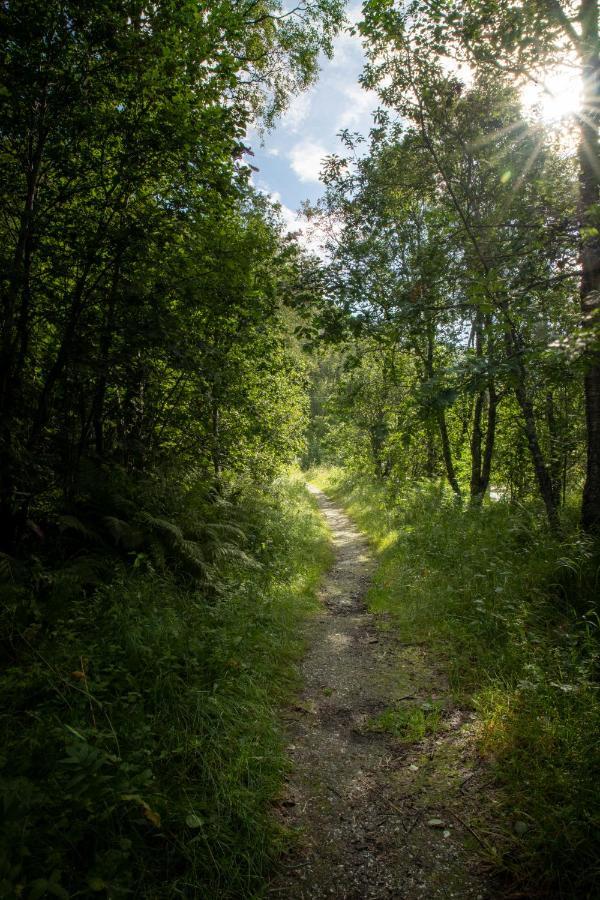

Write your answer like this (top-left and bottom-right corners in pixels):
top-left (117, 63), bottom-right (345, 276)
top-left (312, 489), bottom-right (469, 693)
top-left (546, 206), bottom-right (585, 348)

top-left (330, 29), bottom-right (362, 69)
top-left (281, 89), bottom-right (314, 132)
top-left (266, 147), bottom-right (280, 157)
top-left (268, 190), bottom-right (303, 234)
top-left (336, 82), bottom-right (378, 130)
top-left (279, 202), bottom-right (304, 235)
top-left (288, 139), bottom-right (328, 183)
top-left (280, 205), bottom-right (329, 257)
top-left (345, 1), bottom-right (363, 27)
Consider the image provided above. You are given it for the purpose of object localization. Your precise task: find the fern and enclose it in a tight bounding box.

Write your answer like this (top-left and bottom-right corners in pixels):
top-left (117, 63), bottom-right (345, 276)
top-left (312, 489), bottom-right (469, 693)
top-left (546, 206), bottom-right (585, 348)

top-left (103, 516), bottom-right (144, 550)
top-left (138, 513), bottom-right (185, 546)
top-left (56, 515), bottom-right (101, 543)
top-left (0, 552), bottom-right (15, 582)
top-left (49, 554), bottom-right (109, 601)
top-left (198, 522), bottom-right (247, 543)
top-left (212, 544), bottom-right (261, 569)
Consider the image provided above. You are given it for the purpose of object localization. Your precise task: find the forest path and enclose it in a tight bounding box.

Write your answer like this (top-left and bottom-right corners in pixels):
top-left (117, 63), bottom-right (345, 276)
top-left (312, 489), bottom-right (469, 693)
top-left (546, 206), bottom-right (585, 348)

top-left (270, 486), bottom-right (494, 900)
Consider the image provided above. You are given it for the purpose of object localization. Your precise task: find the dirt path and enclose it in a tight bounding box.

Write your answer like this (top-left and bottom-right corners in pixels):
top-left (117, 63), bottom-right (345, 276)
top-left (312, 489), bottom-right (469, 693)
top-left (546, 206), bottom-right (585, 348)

top-left (270, 486), bottom-right (495, 899)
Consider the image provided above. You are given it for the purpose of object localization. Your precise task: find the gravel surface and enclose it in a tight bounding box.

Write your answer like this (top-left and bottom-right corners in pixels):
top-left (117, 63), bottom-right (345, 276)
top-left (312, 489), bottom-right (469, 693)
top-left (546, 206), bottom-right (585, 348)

top-left (269, 486), bottom-right (498, 900)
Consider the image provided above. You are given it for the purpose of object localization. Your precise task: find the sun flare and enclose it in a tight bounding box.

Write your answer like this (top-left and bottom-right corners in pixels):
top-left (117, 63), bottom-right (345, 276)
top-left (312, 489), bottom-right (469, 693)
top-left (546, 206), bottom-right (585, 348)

top-left (521, 66), bottom-right (582, 125)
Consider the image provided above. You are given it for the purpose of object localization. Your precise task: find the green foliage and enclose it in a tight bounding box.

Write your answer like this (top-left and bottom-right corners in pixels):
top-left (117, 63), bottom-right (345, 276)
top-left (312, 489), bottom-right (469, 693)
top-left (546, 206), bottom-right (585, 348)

top-left (310, 466), bottom-right (600, 897)
top-left (309, 28), bottom-right (586, 524)
top-left (0, 2), bottom-right (342, 895)
top-left (0, 0), bottom-right (339, 544)
top-left (0, 474), bottom-right (331, 898)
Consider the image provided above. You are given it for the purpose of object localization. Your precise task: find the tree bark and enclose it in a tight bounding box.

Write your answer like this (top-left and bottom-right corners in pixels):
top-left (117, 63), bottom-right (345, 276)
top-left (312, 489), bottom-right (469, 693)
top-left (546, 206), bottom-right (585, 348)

top-left (424, 325), bottom-right (461, 496)
top-left (0, 105), bottom-right (47, 549)
top-left (470, 318), bottom-right (498, 504)
top-left (545, 391), bottom-right (562, 507)
top-left (579, 0), bottom-right (600, 531)
top-left (506, 327), bottom-right (559, 529)
top-left (438, 409), bottom-right (461, 496)
top-left (211, 399), bottom-right (222, 477)
top-left (469, 316), bottom-right (485, 502)
top-left (91, 258), bottom-right (121, 457)
top-left (481, 380), bottom-right (497, 493)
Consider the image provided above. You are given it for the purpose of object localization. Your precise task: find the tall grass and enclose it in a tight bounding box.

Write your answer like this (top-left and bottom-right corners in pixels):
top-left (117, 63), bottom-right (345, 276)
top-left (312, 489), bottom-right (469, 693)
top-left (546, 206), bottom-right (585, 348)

top-left (0, 473), bottom-right (331, 899)
top-left (309, 466), bottom-right (600, 898)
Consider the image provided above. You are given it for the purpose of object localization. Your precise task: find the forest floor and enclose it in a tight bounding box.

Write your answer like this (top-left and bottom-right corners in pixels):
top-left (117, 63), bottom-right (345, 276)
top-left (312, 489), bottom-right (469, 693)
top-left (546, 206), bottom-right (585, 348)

top-left (269, 486), bottom-right (498, 900)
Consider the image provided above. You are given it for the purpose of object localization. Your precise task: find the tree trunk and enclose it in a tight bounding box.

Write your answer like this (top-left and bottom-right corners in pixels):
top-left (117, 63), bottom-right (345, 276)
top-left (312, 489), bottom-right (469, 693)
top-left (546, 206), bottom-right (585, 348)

top-left (425, 424), bottom-right (436, 477)
top-left (0, 113), bottom-right (47, 549)
top-left (469, 317), bottom-right (497, 503)
top-left (211, 399), bottom-right (222, 477)
top-left (545, 391), bottom-right (562, 508)
top-left (480, 380), bottom-right (497, 494)
top-left (92, 259), bottom-right (121, 457)
top-left (28, 256), bottom-right (106, 450)
top-left (469, 316), bottom-right (485, 503)
top-left (579, 0), bottom-right (600, 531)
top-left (470, 389), bottom-right (484, 501)
top-left (507, 326), bottom-right (559, 529)
top-left (438, 409), bottom-right (461, 497)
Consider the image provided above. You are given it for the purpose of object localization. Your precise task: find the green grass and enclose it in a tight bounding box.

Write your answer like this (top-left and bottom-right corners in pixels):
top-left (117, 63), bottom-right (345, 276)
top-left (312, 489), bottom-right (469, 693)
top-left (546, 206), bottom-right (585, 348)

top-left (308, 466), bottom-right (600, 898)
top-left (365, 701), bottom-right (443, 742)
top-left (0, 473), bottom-right (332, 899)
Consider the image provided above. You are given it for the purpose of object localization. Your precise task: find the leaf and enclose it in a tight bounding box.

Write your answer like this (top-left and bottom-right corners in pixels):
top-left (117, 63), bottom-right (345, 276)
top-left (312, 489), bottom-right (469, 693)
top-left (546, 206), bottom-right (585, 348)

top-left (185, 813), bottom-right (204, 828)
top-left (103, 516), bottom-right (144, 550)
top-left (57, 515), bottom-right (100, 542)
top-left (144, 805), bottom-right (161, 828)
top-left (0, 551), bottom-right (15, 581)
top-left (64, 724), bottom-right (86, 741)
top-left (122, 793), bottom-right (161, 827)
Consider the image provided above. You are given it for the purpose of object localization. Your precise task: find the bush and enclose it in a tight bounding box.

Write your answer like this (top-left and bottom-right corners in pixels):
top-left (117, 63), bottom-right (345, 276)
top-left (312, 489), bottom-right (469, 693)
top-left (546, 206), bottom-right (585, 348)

top-left (0, 472), bottom-right (331, 898)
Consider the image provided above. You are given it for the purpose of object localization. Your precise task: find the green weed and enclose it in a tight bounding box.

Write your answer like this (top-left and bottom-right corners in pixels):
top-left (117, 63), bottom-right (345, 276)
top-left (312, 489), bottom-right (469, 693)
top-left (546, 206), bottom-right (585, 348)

top-left (365, 701), bottom-right (443, 742)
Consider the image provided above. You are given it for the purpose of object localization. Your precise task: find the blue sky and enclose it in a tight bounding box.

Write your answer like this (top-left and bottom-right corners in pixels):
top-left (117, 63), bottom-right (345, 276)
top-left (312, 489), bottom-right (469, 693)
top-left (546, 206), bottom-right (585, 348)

top-left (247, 2), bottom-right (378, 247)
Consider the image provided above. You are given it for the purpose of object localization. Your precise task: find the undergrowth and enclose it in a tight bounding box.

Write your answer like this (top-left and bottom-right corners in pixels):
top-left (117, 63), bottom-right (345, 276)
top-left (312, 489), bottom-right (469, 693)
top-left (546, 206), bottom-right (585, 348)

top-left (308, 466), bottom-right (600, 899)
top-left (0, 469), bottom-right (331, 899)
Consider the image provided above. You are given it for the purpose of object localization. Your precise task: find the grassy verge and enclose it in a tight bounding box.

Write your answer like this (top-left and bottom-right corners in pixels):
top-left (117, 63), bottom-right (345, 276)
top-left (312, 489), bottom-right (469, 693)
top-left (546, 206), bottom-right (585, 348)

top-left (308, 466), bottom-right (600, 898)
top-left (0, 472), bottom-right (331, 899)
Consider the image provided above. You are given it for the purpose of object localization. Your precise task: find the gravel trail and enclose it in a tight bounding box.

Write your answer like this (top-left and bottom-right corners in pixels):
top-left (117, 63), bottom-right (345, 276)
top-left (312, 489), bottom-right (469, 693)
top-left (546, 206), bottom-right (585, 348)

top-left (270, 486), bottom-right (496, 900)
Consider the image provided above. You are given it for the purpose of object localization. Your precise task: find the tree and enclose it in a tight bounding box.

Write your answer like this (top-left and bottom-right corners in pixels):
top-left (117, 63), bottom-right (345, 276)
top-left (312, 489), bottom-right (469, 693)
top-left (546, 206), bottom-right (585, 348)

top-left (360, 0), bottom-right (600, 528)
top-left (0, 0), bottom-right (343, 548)
top-left (305, 61), bottom-right (582, 519)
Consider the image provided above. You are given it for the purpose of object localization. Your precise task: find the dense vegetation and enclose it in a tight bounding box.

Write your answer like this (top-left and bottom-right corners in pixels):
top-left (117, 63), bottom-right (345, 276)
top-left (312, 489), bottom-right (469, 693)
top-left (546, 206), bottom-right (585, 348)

top-left (0, 1), bottom-right (340, 896)
top-left (1, 475), bottom-right (331, 897)
top-left (2, 0), bottom-right (600, 897)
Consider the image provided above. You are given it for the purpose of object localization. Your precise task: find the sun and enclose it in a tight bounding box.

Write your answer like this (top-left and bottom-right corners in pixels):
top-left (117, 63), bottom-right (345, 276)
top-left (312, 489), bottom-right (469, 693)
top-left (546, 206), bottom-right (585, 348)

top-left (521, 65), bottom-right (582, 126)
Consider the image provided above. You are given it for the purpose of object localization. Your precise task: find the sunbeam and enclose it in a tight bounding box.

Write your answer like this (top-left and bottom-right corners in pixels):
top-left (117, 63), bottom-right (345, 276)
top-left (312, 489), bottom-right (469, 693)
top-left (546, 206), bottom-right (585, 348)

top-left (521, 65), bottom-right (582, 126)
